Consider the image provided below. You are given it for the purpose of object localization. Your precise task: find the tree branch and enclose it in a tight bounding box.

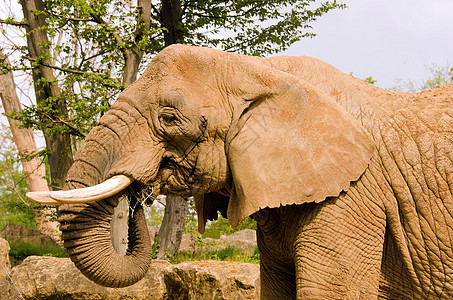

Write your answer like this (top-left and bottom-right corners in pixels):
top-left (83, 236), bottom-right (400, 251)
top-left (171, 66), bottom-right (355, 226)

top-left (0, 18), bottom-right (28, 27)
top-left (36, 110), bottom-right (87, 138)
top-left (78, 50), bottom-right (109, 69)
top-left (23, 55), bottom-right (104, 76)
top-left (150, 2), bottom-right (161, 22)
top-left (44, 10), bottom-right (93, 22)
top-left (22, 56), bottom-right (123, 89)
top-left (89, 12), bottom-right (126, 51)
top-left (134, 0), bottom-right (152, 43)
top-left (187, 5), bottom-right (260, 19)
top-left (53, 115), bottom-right (87, 138)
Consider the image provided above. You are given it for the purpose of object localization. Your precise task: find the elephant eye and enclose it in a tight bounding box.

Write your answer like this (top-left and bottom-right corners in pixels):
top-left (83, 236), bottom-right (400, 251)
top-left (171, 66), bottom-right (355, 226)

top-left (159, 111), bottom-right (177, 125)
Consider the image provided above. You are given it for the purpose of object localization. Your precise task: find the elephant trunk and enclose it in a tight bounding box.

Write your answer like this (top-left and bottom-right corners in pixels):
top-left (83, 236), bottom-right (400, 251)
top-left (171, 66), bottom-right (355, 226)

top-left (57, 121), bottom-right (154, 287)
top-left (58, 197), bottom-right (152, 287)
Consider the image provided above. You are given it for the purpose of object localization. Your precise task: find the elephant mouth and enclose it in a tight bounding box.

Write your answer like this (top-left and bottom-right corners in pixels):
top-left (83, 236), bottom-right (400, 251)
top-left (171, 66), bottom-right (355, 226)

top-left (155, 156), bottom-right (201, 196)
top-left (157, 168), bottom-right (190, 194)
top-left (125, 181), bottom-right (160, 205)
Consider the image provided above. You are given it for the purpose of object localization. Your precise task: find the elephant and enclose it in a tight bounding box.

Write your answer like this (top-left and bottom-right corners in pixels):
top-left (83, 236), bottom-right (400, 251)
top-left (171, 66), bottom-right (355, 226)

top-left (27, 44), bottom-right (453, 299)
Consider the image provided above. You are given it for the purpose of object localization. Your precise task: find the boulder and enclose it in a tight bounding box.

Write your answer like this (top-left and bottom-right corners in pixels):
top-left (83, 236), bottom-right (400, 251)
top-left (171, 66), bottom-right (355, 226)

top-left (0, 239), bottom-right (22, 299)
top-left (0, 238), bottom-right (11, 277)
top-left (8, 256), bottom-right (260, 299)
top-left (0, 276), bottom-right (22, 299)
top-left (0, 223), bottom-right (57, 247)
top-left (165, 260), bottom-right (260, 299)
top-left (10, 256), bottom-right (170, 299)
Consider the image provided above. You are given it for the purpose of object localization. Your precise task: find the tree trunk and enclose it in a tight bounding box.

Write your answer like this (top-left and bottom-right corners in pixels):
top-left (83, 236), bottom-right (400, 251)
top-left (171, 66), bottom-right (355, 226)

top-left (19, 0), bottom-right (73, 191)
top-left (110, 195), bottom-right (129, 255)
top-left (0, 50), bottom-right (60, 240)
top-left (161, 0), bottom-right (184, 46)
top-left (157, 195), bottom-right (189, 259)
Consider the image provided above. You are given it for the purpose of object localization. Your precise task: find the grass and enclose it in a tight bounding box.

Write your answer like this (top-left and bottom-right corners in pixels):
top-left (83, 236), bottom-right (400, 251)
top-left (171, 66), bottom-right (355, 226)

top-left (169, 245), bottom-right (260, 264)
top-left (8, 241), bottom-right (259, 266)
top-left (8, 241), bottom-right (67, 259)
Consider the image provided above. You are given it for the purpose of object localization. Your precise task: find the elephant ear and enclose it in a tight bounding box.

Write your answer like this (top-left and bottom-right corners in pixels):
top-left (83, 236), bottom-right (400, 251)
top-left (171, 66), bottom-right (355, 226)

top-left (226, 79), bottom-right (375, 227)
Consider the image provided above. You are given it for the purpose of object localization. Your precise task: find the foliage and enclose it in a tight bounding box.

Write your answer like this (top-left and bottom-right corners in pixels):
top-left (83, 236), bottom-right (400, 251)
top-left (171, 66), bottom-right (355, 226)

top-left (392, 64), bottom-right (453, 92)
top-left (203, 216), bottom-right (257, 239)
top-left (170, 245), bottom-right (260, 264)
top-left (151, 236), bottom-right (160, 259)
top-left (183, 197), bottom-right (198, 235)
top-left (363, 76), bottom-right (377, 85)
top-left (144, 201), bottom-right (165, 228)
top-left (8, 240), bottom-right (67, 259)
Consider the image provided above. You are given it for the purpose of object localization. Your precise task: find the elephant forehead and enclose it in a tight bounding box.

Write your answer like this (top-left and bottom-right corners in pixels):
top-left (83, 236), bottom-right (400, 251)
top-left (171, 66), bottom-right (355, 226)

top-left (155, 79), bottom-right (223, 107)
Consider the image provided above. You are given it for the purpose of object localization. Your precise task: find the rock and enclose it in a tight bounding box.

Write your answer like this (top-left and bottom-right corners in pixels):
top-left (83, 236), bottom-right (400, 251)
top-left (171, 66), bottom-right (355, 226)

top-left (0, 223), bottom-right (57, 247)
top-left (165, 260), bottom-right (260, 299)
top-left (7, 256), bottom-right (260, 299)
top-left (10, 256), bottom-right (170, 299)
top-left (0, 276), bottom-right (22, 299)
top-left (0, 238), bottom-right (11, 277)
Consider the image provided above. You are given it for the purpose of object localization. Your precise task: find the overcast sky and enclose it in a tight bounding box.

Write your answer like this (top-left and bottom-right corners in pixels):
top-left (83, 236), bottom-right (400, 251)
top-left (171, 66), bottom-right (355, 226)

top-left (280, 0), bottom-right (453, 89)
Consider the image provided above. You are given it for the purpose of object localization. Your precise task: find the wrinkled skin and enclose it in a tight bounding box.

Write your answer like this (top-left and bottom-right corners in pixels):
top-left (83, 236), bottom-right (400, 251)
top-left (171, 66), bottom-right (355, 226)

top-left (58, 44), bottom-right (453, 299)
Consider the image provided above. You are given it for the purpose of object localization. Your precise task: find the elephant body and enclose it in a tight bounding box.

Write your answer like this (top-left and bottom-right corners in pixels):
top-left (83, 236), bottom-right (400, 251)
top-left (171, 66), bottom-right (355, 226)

top-left (263, 56), bottom-right (453, 298)
top-left (28, 45), bottom-right (453, 299)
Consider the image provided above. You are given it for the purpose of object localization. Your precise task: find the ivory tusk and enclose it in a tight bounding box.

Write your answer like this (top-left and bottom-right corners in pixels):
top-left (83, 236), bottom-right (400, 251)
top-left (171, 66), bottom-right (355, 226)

top-left (49, 175), bottom-right (133, 204)
top-left (26, 191), bottom-right (62, 206)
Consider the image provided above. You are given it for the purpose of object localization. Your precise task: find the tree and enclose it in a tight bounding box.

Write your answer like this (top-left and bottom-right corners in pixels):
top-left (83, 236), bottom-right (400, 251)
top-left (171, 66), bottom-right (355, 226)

top-left (0, 50), bottom-right (59, 239)
top-left (392, 64), bottom-right (453, 92)
top-left (0, 0), bottom-right (345, 256)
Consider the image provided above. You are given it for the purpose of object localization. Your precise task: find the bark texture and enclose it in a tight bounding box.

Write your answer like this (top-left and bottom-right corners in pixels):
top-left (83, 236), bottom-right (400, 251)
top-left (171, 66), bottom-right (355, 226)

top-left (161, 0), bottom-right (184, 46)
top-left (157, 196), bottom-right (189, 259)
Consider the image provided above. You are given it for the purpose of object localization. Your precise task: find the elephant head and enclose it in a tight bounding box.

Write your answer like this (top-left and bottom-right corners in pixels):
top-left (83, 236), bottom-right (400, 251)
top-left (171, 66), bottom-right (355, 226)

top-left (27, 44), bottom-right (374, 287)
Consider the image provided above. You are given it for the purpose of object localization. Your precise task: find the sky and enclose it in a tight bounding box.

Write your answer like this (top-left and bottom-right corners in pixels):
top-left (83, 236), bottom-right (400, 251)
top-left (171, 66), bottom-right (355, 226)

top-left (280, 0), bottom-right (453, 89)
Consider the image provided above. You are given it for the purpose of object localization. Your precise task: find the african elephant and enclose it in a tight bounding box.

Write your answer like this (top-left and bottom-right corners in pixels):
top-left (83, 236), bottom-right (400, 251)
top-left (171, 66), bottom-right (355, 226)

top-left (27, 44), bottom-right (453, 299)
